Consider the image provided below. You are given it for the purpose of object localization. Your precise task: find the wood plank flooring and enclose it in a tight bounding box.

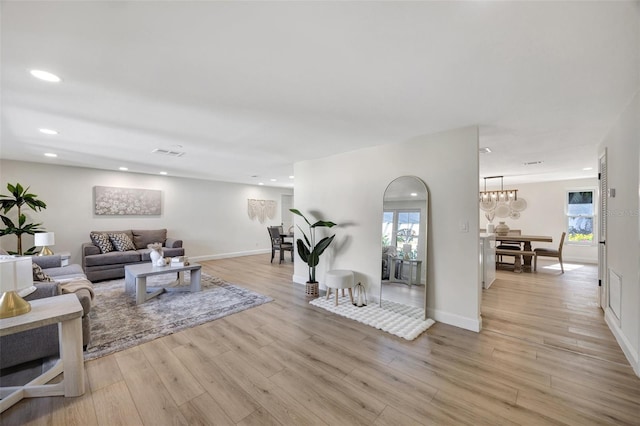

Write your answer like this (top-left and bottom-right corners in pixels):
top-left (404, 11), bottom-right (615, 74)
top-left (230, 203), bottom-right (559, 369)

top-left (2, 255), bottom-right (639, 425)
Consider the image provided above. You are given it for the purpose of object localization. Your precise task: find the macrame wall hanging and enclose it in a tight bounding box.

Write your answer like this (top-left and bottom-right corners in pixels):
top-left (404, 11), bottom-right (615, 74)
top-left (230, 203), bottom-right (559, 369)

top-left (247, 199), bottom-right (277, 223)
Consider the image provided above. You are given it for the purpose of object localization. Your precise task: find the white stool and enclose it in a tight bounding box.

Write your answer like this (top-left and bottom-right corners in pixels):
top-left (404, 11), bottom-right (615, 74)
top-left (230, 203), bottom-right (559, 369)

top-left (325, 270), bottom-right (354, 306)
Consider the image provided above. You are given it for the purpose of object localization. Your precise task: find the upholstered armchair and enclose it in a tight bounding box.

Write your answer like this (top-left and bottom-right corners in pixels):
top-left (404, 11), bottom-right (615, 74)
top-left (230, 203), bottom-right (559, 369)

top-left (381, 246), bottom-right (398, 280)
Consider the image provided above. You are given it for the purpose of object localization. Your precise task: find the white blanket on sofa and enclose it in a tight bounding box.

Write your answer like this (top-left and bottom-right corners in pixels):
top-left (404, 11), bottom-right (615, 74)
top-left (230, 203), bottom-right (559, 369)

top-left (60, 279), bottom-right (95, 301)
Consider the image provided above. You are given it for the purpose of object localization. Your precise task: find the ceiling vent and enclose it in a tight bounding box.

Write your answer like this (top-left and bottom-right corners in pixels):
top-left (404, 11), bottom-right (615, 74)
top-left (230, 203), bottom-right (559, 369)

top-left (152, 148), bottom-right (185, 157)
top-left (523, 160), bottom-right (543, 166)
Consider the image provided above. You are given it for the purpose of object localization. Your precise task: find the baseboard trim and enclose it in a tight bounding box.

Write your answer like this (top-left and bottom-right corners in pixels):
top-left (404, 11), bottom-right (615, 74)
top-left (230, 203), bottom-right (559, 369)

top-left (189, 249), bottom-right (271, 262)
top-left (605, 308), bottom-right (640, 377)
top-left (293, 275), bottom-right (310, 286)
top-left (426, 307), bottom-right (481, 332)
top-left (562, 256), bottom-right (598, 264)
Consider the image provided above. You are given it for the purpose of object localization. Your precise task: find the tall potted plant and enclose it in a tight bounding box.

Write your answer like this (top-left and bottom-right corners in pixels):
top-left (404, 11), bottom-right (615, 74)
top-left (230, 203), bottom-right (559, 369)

top-left (0, 183), bottom-right (47, 255)
top-left (290, 208), bottom-right (337, 296)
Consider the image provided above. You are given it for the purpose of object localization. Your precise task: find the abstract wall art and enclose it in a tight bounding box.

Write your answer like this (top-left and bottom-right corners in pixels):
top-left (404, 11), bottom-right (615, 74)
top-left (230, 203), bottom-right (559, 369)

top-left (94, 186), bottom-right (162, 216)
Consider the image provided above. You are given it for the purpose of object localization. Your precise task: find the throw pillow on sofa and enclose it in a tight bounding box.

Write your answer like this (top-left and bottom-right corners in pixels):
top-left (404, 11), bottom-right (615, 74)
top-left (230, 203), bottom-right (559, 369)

top-left (108, 232), bottom-right (136, 251)
top-left (91, 232), bottom-right (114, 254)
top-left (32, 262), bottom-right (53, 282)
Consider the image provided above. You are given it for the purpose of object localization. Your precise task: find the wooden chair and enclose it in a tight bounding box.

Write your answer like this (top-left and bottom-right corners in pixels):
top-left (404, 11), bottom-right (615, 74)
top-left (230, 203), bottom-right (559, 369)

top-left (534, 232), bottom-right (566, 273)
top-left (267, 226), bottom-right (293, 264)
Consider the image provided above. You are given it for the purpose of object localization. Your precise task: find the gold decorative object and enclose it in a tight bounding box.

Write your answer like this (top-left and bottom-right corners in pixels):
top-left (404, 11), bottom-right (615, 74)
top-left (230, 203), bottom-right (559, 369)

top-left (0, 257), bottom-right (33, 318)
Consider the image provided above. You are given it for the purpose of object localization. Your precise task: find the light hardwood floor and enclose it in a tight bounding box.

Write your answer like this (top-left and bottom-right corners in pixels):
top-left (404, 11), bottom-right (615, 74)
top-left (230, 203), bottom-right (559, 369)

top-left (2, 255), bottom-right (639, 425)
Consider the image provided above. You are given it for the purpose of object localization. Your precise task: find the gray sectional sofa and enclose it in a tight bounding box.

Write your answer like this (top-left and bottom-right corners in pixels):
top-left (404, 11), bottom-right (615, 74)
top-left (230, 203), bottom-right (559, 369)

top-left (0, 255), bottom-right (92, 371)
top-left (81, 229), bottom-right (184, 281)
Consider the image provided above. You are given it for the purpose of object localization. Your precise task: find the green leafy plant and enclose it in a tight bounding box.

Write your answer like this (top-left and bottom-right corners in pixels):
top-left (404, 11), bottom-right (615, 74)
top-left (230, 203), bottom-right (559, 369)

top-left (0, 183), bottom-right (47, 255)
top-left (290, 209), bottom-right (337, 283)
top-left (568, 232), bottom-right (593, 242)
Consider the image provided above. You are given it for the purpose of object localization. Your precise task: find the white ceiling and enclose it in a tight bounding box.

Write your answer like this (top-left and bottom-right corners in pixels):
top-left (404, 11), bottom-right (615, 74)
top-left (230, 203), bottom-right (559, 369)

top-left (1, 1), bottom-right (638, 188)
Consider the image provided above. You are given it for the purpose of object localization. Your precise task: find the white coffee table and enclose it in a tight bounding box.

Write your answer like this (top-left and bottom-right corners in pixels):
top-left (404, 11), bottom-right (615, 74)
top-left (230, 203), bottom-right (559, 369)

top-left (124, 263), bottom-right (202, 305)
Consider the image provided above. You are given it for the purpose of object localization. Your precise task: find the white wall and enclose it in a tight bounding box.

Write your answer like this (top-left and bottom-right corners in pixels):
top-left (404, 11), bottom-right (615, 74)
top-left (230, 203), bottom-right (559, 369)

top-left (598, 90), bottom-right (640, 376)
top-left (0, 160), bottom-right (293, 265)
top-left (479, 178), bottom-right (599, 264)
top-left (293, 126), bottom-right (481, 332)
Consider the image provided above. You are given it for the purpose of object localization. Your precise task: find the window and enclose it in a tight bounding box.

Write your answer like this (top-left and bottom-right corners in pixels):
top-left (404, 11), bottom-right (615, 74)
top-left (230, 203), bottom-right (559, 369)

top-left (382, 210), bottom-right (420, 258)
top-left (567, 190), bottom-right (595, 244)
top-left (382, 211), bottom-right (395, 248)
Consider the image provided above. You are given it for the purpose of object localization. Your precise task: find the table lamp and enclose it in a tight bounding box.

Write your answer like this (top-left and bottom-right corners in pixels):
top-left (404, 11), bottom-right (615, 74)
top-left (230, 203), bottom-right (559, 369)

top-left (34, 232), bottom-right (55, 256)
top-left (403, 243), bottom-right (412, 259)
top-left (0, 257), bottom-right (32, 318)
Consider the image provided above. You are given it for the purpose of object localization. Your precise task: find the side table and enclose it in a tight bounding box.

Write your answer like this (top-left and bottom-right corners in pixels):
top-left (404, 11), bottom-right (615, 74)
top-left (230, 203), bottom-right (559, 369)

top-left (58, 251), bottom-right (71, 267)
top-left (0, 294), bottom-right (85, 413)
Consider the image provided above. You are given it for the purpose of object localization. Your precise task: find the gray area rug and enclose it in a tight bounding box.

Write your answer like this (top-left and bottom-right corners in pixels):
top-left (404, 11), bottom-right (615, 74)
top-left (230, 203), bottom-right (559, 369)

top-left (86, 272), bottom-right (272, 360)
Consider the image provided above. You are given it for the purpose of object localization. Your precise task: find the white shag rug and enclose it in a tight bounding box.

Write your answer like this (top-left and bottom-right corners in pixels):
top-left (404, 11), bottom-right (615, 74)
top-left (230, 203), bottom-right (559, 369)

top-left (309, 296), bottom-right (435, 340)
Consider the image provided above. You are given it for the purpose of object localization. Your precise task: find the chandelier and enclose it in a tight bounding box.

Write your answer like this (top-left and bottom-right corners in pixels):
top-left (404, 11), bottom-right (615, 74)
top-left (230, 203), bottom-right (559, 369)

top-left (479, 175), bottom-right (517, 202)
top-left (479, 176), bottom-right (527, 220)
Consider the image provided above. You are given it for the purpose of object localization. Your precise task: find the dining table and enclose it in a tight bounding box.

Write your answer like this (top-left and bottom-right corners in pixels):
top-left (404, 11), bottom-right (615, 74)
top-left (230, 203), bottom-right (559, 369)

top-left (494, 234), bottom-right (553, 272)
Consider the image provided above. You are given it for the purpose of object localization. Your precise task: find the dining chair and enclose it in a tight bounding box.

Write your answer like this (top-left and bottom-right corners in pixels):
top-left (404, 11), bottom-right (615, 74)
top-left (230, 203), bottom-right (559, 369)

top-left (534, 232), bottom-right (566, 273)
top-left (267, 226), bottom-right (294, 264)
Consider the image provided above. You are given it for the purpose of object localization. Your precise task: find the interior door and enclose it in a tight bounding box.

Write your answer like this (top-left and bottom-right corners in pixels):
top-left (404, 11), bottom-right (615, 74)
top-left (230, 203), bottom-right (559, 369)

top-left (598, 150), bottom-right (607, 310)
top-left (281, 194), bottom-right (294, 232)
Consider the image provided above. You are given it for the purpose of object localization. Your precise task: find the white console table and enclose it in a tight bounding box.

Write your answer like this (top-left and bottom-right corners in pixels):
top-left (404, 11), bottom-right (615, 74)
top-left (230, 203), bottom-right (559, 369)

top-left (0, 294), bottom-right (85, 413)
top-left (388, 257), bottom-right (422, 286)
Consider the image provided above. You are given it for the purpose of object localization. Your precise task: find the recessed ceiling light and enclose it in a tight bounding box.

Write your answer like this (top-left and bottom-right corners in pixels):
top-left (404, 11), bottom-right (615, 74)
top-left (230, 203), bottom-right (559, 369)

top-left (119, 167), bottom-right (128, 171)
top-left (258, 182), bottom-right (264, 186)
top-left (289, 176), bottom-right (295, 179)
top-left (30, 69), bottom-right (61, 82)
top-left (159, 171), bottom-right (168, 175)
top-left (582, 167), bottom-right (593, 171)
top-left (39, 128), bottom-right (58, 135)
top-left (479, 147), bottom-right (492, 154)
top-left (410, 193), bottom-right (418, 197)
top-left (44, 153), bottom-right (57, 158)
top-left (270, 179), bottom-right (277, 182)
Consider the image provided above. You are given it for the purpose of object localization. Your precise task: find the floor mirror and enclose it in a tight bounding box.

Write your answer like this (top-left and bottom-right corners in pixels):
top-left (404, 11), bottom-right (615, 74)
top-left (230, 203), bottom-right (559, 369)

top-left (380, 176), bottom-right (428, 319)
